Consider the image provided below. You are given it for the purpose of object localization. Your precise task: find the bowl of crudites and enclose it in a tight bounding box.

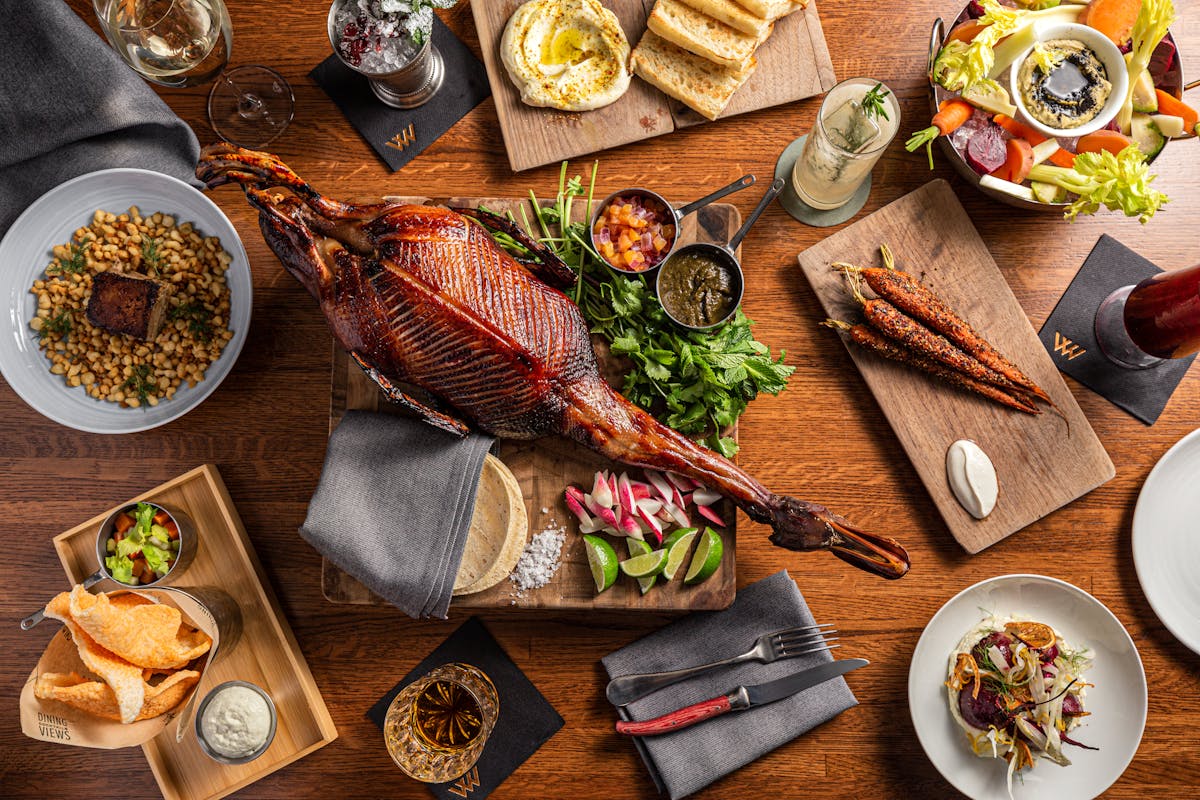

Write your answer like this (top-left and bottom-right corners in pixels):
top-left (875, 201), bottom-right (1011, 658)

top-left (923, 0), bottom-right (1189, 217)
top-left (0, 168), bottom-right (251, 433)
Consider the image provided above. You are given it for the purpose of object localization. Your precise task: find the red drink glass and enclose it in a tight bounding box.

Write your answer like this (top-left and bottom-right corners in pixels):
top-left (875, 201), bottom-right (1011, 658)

top-left (1095, 263), bottom-right (1200, 369)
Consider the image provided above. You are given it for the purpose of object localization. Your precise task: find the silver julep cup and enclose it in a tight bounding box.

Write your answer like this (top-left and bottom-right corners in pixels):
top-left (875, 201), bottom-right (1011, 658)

top-left (328, 1), bottom-right (445, 109)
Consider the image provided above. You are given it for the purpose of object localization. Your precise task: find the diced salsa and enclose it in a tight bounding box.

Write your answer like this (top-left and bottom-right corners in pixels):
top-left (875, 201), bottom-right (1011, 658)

top-left (593, 194), bottom-right (675, 272)
top-left (105, 502), bottom-right (181, 586)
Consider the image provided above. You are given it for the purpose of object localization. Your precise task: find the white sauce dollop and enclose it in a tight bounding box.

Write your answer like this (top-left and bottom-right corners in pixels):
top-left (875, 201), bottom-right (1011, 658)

top-left (200, 685), bottom-right (272, 759)
top-left (946, 439), bottom-right (998, 520)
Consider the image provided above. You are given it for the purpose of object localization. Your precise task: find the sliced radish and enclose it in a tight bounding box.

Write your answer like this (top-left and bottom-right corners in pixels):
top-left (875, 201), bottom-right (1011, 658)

top-left (663, 500), bottom-right (690, 529)
top-left (645, 469), bottom-right (675, 502)
top-left (637, 498), bottom-right (662, 515)
top-left (630, 482), bottom-right (652, 501)
top-left (579, 517), bottom-right (605, 534)
top-left (619, 513), bottom-right (643, 539)
top-left (665, 471), bottom-right (698, 492)
top-left (592, 471), bottom-right (613, 508)
top-left (608, 473), bottom-right (619, 501)
top-left (617, 472), bottom-right (637, 517)
top-left (564, 489), bottom-right (588, 520)
top-left (636, 505), bottom-right (664, 543)
top-left (672, 485), bottom-right (687, 511)
top-left (692, 488), bottom-right (722, 506)
top-left (696, 504), bottom-right (726, 527)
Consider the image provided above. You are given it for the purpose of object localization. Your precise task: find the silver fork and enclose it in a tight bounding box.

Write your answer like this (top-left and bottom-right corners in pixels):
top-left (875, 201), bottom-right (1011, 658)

top-left (605, 624), bottom-right (839, 706)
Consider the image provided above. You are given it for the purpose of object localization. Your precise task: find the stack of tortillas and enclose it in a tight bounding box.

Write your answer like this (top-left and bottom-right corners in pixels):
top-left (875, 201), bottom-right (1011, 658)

top-left (452, 454), bottom-right (529, 596)
top-left (631, 0), bottom-right (808, 120)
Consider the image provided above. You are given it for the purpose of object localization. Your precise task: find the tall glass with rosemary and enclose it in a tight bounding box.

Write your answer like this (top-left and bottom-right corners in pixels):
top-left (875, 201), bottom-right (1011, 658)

top-left (792, 78), bottom-right (900, 210)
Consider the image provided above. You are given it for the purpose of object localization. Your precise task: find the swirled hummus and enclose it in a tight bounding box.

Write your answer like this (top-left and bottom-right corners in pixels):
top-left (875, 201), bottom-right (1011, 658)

top-left (1017, 39), bottom-right (1112, 130)
top-left (500, 0), bottom-right (632, 112)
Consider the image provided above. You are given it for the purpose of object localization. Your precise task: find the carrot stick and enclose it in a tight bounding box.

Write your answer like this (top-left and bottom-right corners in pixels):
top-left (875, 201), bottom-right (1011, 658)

top-left (837, 268), bottom-right (1023, 392)
top-left (841, 246), bottom-right (1054, 405)
top-left (993, 114), bottom-right (1077, 168)
top-left (822, 319), bottom-right (1039, 415)
top-left (1076, 130), bottom-right (1134, 156)
top-left (1082, 0), bottom-right (1143, 47)
top-left (906, 99), bottom-right (975, 170)
top-left (1155, 90), bottom-right (1199, 133)
top-left (1003, 138), bottom-right (1035, 184)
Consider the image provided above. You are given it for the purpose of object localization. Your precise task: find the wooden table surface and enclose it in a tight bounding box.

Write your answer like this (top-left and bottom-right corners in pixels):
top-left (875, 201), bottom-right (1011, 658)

top-left (3, 1), bottom-right (1199, 797)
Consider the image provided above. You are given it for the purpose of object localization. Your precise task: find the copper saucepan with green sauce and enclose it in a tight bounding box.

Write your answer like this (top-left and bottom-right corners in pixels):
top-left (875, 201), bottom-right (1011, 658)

top-left (655, 178), bottom-right (785, 331)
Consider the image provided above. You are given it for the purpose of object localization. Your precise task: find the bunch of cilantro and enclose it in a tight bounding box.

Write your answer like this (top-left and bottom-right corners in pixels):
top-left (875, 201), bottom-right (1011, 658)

top-left (488, 163), bottom-right (794, 457)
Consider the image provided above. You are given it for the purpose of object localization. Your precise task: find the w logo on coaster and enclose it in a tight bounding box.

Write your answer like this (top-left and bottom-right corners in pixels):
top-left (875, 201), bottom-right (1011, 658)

top-left (446, 766), bottom-right (480, 797)
top-left (386, 123), bottom-right (417, 151)
top-left (1053, 331), bottom-right (1087, 360)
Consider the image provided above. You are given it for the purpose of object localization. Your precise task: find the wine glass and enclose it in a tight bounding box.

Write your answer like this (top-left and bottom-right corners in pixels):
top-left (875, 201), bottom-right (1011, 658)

top-left (207, 64), bottom-right (295, 148)
top-left (1094, 263), bottom-right (1200, 369)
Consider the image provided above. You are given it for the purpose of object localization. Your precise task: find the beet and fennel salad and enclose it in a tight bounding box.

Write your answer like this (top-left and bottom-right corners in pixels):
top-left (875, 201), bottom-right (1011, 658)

top-left (946, 615), bottom-right (1096, 795)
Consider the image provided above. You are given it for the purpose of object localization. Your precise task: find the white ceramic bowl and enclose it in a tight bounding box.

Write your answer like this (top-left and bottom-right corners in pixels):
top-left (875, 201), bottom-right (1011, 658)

top-left (1132, 427), bottom-right (1200, 656)
top-left (1009, 22), bottom-right (1129, 139)
top-left (909, 574), bottom-right (1147, 800)
top-left (0, 169), bottom-right (251, 434)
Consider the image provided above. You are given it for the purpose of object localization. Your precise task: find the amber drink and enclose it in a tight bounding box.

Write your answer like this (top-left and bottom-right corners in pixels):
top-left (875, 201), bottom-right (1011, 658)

top-left (1095, 263), bottom-right (1200, 368)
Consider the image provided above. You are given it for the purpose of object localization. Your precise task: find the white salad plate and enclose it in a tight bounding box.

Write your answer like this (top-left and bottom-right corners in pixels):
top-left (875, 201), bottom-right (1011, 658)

top-left (0, 169), bottom-right (251, 434)
top-left (1133, 428), bottom-right (1200, 656)
top-left (909, 574), bottom-right (1147, 800)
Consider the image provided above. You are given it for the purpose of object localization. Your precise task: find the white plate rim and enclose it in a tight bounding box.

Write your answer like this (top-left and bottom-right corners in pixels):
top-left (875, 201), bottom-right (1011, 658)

top-left (1132, 426), bottom-right (1200, 656)
top-left (908, 573), bottom-right (1148, 800)
top-left (0, 168), bottom-right (251, 434)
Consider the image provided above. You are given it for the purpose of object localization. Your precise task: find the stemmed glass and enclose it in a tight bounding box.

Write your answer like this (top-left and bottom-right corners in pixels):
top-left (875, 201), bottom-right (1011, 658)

top-left (93, 0), bottom-right (294, 148)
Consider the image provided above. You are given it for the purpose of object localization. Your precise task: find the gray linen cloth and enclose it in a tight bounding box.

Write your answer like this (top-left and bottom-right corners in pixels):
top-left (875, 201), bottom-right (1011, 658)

top-left (602, 571), bottom-right (858, 799)
top-left (300, 411), bottom-right (494, 619)
top-left (0, 0), bottom-right (201, 234)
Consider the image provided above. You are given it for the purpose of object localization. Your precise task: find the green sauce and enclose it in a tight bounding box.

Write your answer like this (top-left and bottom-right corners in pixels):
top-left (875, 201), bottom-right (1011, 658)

top-left (658, 250), bottom-right (738, 328)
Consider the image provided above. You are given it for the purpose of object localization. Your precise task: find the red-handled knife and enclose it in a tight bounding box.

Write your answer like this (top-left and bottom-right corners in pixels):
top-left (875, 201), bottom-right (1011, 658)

top-left (615, 658), bottom-right (868, 736)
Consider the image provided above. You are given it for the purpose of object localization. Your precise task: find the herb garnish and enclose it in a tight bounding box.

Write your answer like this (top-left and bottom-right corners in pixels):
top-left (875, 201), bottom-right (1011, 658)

top-left (122, 363), bottom-right (156, 404)
top-left (39, 310), bottom-right (73, 342)
top-left (141, 236), bottom-right (164, 275)
top-left (48, 238), bottom-right (91, 275)
top-left (860, 83), bottom-right (891, 121)
top-left (169, 299), bottom-right (213, 342)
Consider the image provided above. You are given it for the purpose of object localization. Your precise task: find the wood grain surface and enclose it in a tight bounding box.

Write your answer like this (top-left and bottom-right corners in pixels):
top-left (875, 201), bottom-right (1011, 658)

top-left (3, 1), bottom-right (1199, 799)
top-left (797, 180), bottom-right (1115, 554)
top-left (321, 197), bottom-right (739, 611)
top-left (471, 0), bottom-right (835, 170)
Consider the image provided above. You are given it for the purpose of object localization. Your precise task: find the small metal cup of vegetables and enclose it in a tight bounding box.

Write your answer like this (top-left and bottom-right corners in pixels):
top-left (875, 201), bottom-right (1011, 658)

top-left (97, 501), bottom-right (197, 588)
top-left (590, 175), bottom-right (755, 274)
top-left (656, 178), bottom-right (785, 331)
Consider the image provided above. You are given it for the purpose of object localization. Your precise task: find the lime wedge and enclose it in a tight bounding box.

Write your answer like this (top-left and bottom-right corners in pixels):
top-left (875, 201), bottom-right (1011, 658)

top-left (626, 539), bottom-right (657, 594)
top-left (663, 526), bottom-right (698, 551)
top-left (684, 527), bottom-right (724, 585)
top-left (583, 535), bottom-right (619, 593)
top-left (620, 549), bottom-right (668, 579)
top-left (662, 529), bottom-right (697, 581)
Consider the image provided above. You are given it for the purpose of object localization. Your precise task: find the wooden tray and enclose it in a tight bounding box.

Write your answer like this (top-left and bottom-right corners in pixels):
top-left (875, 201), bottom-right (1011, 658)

top-left (796, 180), bottom-right (1115, 554)
top-left (52, 465), bottom-right (337, 800)
top-left (470, 0), bottom-right (836, 171)
top-left (322, 196), bottom-right (739, 610)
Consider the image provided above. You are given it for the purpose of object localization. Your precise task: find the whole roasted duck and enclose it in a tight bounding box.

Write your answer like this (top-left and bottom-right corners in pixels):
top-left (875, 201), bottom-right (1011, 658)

top-left (197, 144), bottom-right (909, 579)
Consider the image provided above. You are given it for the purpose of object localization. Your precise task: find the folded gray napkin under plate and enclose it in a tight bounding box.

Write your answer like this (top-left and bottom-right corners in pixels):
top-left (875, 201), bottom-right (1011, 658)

top-left (601, 571), bottom-right (857, 799)
top-left (300, 410), bottom-right (494, 619)
top-left (0, 0), bottom-right (201, 235)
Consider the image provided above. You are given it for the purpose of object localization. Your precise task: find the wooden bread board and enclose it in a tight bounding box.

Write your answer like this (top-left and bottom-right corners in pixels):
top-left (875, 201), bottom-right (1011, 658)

top-left (322, 196), bottom-right (739, 610)
top-left (50, 465), bottom-right (337, 800)
top-left (470, 0), bottom-right (836, 171)
top-left (796, 180), bottom-right (1115, 554)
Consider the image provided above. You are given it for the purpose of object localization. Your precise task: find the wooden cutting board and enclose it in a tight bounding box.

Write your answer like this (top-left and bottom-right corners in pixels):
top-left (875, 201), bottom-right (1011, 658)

top-left (470, 0), bottom-right (836, 171)
top-left (322, 196), bottom-right (739, 610)
top-left (797, 180), bottom-right (1115, 554)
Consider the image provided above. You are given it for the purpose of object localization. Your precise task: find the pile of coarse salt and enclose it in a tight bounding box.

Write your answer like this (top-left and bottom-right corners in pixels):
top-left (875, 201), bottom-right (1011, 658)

top-left (509, 522), bottom-right (566, 598)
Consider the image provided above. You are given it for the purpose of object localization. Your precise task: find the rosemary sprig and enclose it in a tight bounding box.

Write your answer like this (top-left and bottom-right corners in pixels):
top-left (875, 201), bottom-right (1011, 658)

top-left (168, 299), bottom-right (213, 342)
top-left (122, 363), bottom-right (155, 404)
top-left (860, 83), bottom-right (891, 121)
top-left (39, 310), bottom-right (73, 342)
top-left (141, 237), bottom-right (163, 276)
top-left (48, 238), bottom-right (91, 275)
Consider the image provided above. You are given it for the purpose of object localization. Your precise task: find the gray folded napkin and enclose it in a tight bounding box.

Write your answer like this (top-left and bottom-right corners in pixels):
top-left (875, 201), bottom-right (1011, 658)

top-left (300, 410), bottom-right (494, 619)
top-left (0, 0), bottom-right (201, 235)
top-left (602, 571), bottom-right (857, 800)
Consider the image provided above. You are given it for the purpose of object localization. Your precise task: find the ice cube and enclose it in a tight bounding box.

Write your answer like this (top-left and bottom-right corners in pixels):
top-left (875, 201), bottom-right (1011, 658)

top-left (822, 98), bottom-right (882, 153)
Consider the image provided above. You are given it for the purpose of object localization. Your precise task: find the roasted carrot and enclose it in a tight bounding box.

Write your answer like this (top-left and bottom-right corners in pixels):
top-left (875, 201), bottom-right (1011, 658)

top-left (1076, 130), bottom-right (1135, 156)
top-left (837, 268), bottom-right (1023, 392)
top-left (1082, 0), bottom-right (1142, 47)
top-left (822, 320), bottom-right (1039, 415)
top-left (1155, 90), bottom-right (1199, 134)
top-left (906, 99), bottom-right (975, 169)
top-left (838, 247), bottom-right (1055, 405)
top-left (993, 114), bottom-right (1077, 168)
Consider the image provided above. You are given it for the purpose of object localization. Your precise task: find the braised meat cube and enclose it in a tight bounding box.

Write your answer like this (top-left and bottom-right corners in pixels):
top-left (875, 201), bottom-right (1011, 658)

top-left (86, 271), bottom-right (172, 340)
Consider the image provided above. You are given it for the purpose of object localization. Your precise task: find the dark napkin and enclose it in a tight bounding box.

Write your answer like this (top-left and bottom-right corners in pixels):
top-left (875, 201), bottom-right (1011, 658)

top-left (1038, 234), bottom-right (1196, 424)
top-left (0, 0), bottom-right (201, 235)
top-left (368, 617), bottom-right (564, 799)
top-left (601, 571), bottom-right (858, 800)
top-left (310, 16), bottom-right (490, 172)
top-left (300, 410), bottom-right (493, 618)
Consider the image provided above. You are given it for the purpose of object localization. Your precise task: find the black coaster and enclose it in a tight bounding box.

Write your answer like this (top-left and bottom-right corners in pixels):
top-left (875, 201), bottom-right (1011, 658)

top-left (367, 617), bottom-right (564, 799)
top-left (1037, 234), bottom-right (1196, 425)
top-left (310, 16), bottom-right (490, 171)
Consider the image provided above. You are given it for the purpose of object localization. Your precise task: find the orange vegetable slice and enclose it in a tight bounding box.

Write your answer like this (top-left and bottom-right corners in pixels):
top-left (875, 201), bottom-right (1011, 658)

top-left (1004, 621), bottom-right (1056, 649)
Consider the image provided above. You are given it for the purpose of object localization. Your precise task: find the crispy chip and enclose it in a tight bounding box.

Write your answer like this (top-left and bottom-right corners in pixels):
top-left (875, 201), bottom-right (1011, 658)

top-left (68, 586), bottom-right (211, 670)
top-left (43, 592), bottom-right (145, 724)
top-left (35, 669), bottom-right (200, 722)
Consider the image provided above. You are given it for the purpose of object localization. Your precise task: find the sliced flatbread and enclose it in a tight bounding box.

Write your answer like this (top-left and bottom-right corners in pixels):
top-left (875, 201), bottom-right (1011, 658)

top-left (647, 0), bottom-right (764, 72)
top-left (737, 0), bottom-right (807, 19)
top-left (676, 0), bottom-right (770, 37)
top-left (453, 453), bottom-right (528, 593)
top-left (631, 30), bottom-right (757, 121)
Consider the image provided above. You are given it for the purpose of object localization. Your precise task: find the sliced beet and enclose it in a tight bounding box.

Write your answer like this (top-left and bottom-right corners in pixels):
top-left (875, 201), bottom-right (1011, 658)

top-left (959, 685), bottom-right (1007, 730)
top-left (966, 124), bottom-right (1007, 175)
top-left (1039, 643), bottom-right (1059, 663)
top-left (1150, 37), bottom-right (1177, 85)
top-left (1062, 693), bottom-right (1084, 716)
top-left (973, 631), bottom-right (1015, 666)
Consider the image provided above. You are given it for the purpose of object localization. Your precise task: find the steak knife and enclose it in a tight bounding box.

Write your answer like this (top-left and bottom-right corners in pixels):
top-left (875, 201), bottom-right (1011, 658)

top-left (614, 658), bottom-right (868, 736)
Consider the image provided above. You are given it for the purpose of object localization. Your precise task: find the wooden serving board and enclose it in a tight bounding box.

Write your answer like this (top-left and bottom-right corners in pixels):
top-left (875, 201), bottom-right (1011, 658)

top-left (322, 196), bottom-right (739, 610)
top-left (796, 180), bottom-right (1115, 554)
top-left (51, 466), bottom-right (337, 800)
top-left (470, 0), bottom-right (836, 171)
